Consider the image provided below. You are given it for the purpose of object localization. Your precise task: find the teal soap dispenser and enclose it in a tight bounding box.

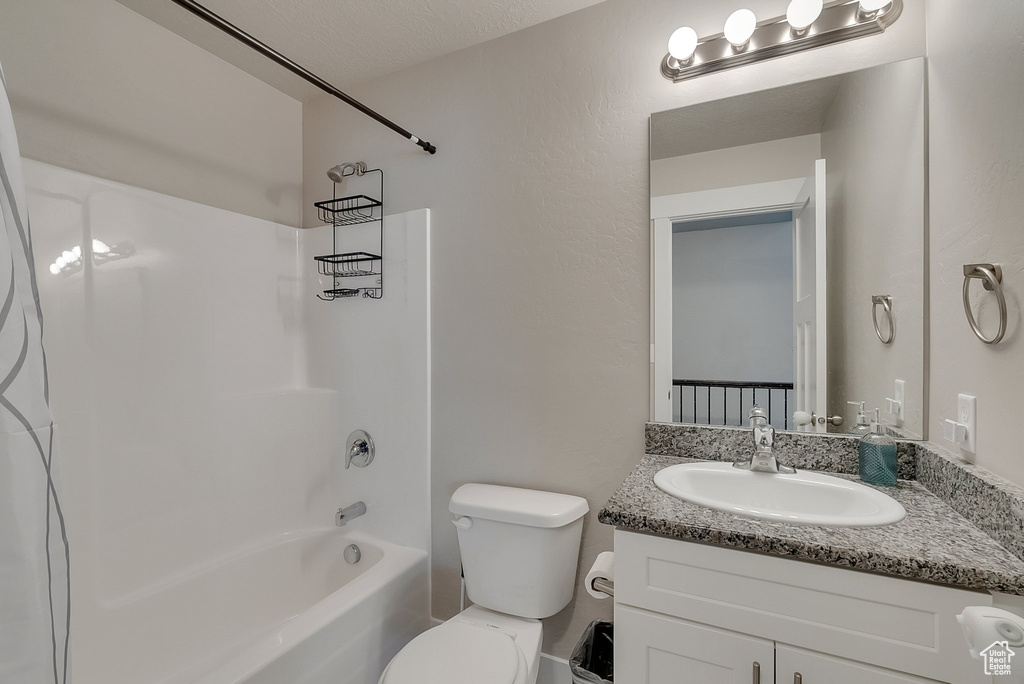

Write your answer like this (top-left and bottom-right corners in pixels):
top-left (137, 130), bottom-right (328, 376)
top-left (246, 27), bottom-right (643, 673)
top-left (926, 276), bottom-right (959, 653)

top-left (858, 409), bottom-right (898, 487)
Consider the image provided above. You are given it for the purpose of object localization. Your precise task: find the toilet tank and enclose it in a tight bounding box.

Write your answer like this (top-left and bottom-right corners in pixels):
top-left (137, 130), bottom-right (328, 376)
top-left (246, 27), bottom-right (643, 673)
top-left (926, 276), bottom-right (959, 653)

top-left (449, 484), bottom-right (589, 619)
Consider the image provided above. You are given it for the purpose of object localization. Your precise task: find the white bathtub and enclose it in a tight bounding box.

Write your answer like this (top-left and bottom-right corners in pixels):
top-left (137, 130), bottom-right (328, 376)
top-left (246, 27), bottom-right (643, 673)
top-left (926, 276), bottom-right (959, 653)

top-left (76, 529), bottom-right (429, 684)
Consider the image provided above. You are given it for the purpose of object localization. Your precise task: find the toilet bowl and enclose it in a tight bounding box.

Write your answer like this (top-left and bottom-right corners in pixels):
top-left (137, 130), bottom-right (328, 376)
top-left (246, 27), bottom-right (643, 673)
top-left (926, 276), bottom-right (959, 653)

top-left (379, 484), bottom-right (589, 684)
top-left (378, 606), bottom-right (543, 684)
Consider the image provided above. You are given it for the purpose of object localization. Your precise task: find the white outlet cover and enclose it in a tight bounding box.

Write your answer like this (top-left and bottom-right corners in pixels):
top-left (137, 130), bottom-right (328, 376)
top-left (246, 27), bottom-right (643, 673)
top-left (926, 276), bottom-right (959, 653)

top-left (958, 393), bottom-right (977, 454)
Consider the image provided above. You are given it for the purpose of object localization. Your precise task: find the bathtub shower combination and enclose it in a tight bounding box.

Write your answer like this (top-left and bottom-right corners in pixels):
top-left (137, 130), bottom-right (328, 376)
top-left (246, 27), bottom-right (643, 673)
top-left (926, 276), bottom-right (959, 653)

top-left (0, 3), bottom-right (441, 680)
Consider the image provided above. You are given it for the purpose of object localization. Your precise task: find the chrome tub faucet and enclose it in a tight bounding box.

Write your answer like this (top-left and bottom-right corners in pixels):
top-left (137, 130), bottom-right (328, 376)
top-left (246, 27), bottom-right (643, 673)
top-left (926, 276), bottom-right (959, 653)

top-left (733, 406), bottom-right (796, 474)
top-left (336, 501), bottom-right (367, 527)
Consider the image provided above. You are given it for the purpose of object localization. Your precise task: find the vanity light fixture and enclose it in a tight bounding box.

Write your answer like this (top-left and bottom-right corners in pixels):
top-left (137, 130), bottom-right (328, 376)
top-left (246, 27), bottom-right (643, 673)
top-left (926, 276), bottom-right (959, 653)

top-left (662, 0), bottom-right (903, 83)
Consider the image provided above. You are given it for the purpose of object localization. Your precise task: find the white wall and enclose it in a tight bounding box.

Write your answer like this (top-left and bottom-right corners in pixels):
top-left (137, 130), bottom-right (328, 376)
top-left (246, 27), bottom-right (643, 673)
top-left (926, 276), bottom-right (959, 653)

top-left (821, 59), bottom-right (926, 437)
top-left (651, 135), bottom-right (821, 197)
top-left (301, 0), bottom-right (927, 657)
top-left (672, 221), bottom-right (794, 383)
top-left (926, 1), bottom-right (1024, 481)
top-left (24, 161), bottom-right (334, 682)
top-left (0, 0), bottom-right (303, 226)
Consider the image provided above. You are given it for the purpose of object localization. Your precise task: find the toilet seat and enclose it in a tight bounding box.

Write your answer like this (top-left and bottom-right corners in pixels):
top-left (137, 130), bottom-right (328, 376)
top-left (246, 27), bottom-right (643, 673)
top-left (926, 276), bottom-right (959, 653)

top-left (379, 620), bottom-right (527, 684)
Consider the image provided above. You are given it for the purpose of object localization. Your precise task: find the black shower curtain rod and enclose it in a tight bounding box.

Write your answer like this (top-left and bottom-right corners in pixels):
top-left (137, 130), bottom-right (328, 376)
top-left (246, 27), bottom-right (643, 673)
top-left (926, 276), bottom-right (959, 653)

top-left (169, 0), bottom-right (437, 155)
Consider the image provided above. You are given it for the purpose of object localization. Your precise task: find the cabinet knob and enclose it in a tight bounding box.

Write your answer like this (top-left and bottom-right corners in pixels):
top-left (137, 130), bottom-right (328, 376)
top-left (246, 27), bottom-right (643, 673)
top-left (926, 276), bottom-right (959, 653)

top-left (794, 674), bottom-right (803, 684)
top-left (752, 662), bottom-right (760, 684)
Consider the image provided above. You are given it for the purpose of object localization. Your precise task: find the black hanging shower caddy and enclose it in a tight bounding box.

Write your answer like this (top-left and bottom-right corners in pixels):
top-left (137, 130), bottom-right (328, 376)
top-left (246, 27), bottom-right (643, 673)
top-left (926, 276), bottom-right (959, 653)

top-left (314, 167), bottom-right (384, 300)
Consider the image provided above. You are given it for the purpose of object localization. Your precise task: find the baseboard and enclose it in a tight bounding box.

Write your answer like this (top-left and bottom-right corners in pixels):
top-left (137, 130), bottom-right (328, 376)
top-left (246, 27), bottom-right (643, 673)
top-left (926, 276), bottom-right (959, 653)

top-left (430, 617), bottom-right (572, 683)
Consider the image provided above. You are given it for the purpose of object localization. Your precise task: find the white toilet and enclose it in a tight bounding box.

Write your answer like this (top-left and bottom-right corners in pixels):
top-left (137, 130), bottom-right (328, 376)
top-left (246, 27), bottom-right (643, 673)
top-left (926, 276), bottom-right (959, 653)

top-left (379, 483), bottom-right (590, 684)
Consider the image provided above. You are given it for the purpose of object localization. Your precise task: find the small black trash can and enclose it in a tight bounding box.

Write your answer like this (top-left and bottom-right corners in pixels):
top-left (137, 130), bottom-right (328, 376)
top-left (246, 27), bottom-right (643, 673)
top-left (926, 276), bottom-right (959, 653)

top-left (570, 620), bottom-right (613, 684)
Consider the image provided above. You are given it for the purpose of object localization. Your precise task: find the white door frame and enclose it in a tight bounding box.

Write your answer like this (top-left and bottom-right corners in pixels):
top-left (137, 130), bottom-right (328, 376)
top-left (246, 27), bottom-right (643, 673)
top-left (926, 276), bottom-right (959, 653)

top-left (650, 178), bottom-right (806, 423)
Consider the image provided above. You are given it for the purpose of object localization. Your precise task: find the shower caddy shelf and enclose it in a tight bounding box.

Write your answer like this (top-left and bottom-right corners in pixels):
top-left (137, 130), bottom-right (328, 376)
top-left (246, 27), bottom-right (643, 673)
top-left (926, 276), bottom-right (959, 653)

top-left (314, 168), bottom-right (384, 300)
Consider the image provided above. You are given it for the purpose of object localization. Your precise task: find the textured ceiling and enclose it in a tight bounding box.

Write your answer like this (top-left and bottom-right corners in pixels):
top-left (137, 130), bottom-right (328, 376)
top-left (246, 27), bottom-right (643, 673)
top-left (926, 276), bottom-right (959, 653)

top-left (650, 75), bottom-right (845, 160)
top-left (117, 0), bottom-right (608, 101)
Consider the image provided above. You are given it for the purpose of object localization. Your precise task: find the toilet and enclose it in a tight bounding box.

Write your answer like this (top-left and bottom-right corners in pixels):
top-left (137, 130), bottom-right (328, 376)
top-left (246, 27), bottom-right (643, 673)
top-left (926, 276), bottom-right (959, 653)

top-left (379, 484), bottom-right (590, 684)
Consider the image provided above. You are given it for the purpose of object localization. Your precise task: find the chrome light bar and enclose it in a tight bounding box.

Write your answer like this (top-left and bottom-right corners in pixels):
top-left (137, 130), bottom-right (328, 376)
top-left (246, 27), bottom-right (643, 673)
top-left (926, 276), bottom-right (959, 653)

top-left (662, 0), bottom-right (903, 83)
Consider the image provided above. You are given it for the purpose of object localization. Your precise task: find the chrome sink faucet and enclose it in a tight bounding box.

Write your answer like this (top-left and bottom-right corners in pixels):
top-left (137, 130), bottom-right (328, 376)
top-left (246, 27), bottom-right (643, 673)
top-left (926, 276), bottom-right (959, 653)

top-left (733, 406), bottom-right (796, 474)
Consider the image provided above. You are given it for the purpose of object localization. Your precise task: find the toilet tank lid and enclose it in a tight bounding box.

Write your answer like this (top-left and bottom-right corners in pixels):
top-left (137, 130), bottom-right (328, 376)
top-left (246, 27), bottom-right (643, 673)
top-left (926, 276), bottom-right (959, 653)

top-left (450, 484), bottom-right (589, 528)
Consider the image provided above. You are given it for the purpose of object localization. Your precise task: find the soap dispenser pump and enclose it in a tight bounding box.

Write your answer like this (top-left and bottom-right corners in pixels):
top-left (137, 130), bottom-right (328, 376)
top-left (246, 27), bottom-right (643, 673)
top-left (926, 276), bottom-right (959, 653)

top-left (859, 409), bottom-right (898, 487)
top-left (847, 401), bottom-right (872, 436)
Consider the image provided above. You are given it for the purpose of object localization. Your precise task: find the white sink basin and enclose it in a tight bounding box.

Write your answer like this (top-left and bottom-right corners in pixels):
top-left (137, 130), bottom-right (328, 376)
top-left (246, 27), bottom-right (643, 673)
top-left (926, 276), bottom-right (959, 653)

top-left (653, 462), bottom-right (906, 527)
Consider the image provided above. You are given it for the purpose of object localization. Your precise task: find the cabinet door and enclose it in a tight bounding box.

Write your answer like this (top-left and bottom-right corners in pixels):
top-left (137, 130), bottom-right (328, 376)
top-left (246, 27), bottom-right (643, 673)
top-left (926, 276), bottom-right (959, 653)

top-left (776, 645), bottom-right (944, 684)
top-left (616, 605), bottom-right (775, 684)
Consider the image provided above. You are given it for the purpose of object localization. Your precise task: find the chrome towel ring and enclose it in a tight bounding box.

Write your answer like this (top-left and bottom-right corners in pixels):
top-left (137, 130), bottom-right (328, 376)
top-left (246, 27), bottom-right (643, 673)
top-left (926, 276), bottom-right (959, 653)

top-left (871, 295), bottom-right (895, 344)
top-left (962, 263), bottom-right (1007, 345)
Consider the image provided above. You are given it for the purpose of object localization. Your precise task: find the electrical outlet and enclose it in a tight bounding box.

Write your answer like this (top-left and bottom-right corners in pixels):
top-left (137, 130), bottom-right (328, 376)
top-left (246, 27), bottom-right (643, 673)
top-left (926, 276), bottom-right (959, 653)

top-left (958, 394), bottom-right (977, 454)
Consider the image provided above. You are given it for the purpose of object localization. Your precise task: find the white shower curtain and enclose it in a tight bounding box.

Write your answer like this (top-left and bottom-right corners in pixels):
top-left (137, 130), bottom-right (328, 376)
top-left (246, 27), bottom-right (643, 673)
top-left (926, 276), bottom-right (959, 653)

top-left (0, 61), bottom-right (71, 684)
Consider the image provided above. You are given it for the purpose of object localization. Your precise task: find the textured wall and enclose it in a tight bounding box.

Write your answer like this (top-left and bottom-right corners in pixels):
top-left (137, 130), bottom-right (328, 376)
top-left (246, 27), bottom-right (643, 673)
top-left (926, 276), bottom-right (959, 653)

top-left (302, 0), bottom-right (926, 657)
top-left (927, 2), bottom-right (1024, 481)
top-left (822, 59), bottom-right (926, 437)
top-left (0, 0), bottom-right (303, 226)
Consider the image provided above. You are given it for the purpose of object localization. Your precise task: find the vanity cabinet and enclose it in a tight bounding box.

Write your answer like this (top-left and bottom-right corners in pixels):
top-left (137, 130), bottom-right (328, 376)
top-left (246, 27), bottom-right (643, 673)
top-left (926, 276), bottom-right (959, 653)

top-left (613, 530), bottom-right (991, 684)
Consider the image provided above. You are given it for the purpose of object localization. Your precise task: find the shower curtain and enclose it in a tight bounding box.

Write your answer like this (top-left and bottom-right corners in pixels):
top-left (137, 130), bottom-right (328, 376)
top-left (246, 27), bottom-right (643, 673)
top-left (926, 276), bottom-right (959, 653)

top-left (0, 61), bottom-right (71, 683)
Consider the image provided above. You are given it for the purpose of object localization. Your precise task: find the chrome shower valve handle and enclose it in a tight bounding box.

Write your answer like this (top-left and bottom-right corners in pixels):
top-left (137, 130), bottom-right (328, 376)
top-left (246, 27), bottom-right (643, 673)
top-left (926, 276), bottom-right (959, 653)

top-left (345, 429), bottom-right (375, 469)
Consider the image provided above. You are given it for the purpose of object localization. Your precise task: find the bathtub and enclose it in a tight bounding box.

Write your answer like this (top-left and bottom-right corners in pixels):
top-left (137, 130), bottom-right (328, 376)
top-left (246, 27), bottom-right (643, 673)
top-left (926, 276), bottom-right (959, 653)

top-left (75, 529), bottom-right (429, 684)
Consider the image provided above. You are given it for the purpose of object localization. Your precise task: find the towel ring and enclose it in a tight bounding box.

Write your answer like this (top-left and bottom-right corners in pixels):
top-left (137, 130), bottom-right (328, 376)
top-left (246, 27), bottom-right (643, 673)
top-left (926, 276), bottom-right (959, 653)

top-left (871, 295), bottom-right (895, 344)
top-left (962, 263), bottom-right (1007, 345)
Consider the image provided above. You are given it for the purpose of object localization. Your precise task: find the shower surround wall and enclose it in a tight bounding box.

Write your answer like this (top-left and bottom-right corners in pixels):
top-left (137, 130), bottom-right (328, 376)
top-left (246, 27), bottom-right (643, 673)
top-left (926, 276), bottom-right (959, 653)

top-left (302, 0), bottom-right (927, 658)
top-left (25, 160), bottom-right (329, 679)
top-left (24, 161), bottom-right (431, 682)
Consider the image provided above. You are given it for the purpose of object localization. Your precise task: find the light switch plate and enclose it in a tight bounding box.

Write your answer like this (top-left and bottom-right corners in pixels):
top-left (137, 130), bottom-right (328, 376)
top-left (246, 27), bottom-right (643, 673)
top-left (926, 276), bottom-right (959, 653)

top-left (893, 379), bottom-right (906, 425)
top-left (958, 393), bottom-right (977, 454)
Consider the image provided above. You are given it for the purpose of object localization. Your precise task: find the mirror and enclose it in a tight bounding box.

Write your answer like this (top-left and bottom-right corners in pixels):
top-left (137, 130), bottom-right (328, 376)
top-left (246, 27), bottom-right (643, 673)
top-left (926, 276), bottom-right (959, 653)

top-left (650, 57), bottom-right (926, 439)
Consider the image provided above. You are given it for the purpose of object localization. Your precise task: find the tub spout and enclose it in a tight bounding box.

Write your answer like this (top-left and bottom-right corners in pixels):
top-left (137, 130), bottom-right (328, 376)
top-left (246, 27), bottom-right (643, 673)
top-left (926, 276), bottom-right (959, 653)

top-left (336, 501), bottom-right (367, 527)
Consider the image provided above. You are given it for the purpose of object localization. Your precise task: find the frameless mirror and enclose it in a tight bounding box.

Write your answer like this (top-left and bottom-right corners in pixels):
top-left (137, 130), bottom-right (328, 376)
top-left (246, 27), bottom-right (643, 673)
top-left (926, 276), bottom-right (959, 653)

top-left (650, 57), bottom-right (926, 438)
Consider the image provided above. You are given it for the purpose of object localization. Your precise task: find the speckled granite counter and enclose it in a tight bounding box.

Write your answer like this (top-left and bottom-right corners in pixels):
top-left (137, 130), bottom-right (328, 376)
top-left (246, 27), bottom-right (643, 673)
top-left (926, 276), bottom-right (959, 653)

top-left (598, 454), bottom-right (1024, 595)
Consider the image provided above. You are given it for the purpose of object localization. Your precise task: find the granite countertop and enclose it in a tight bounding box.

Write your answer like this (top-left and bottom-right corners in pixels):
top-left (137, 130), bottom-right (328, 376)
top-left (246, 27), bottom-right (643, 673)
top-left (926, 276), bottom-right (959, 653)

top-left (598, 454), bottom-right (1024, 595)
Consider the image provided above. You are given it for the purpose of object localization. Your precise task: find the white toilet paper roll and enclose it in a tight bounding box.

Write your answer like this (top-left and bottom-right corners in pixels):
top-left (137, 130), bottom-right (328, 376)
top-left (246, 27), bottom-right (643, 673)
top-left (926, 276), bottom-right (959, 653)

top-left (585, 551), bottom-right (615, 600)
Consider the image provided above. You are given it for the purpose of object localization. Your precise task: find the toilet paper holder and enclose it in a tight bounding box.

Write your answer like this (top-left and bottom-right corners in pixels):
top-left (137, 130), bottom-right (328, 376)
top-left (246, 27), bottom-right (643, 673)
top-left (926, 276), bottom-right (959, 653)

top-left (590, 576), bottom-right (614, 597)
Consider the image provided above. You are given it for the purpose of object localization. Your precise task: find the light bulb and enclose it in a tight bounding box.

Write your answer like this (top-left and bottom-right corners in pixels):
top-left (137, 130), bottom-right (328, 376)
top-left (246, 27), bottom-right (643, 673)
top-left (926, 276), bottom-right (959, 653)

top-left (787, 0), bottom-right (823, 31)
top-left (62, 250), bottom-right (74, 262)
top-left (724, 9), bottom-right (757, 48)
top-left (72, 245), bottom-right (82, 258)
top-left (49, 263), bottom-right (60, 275)
top-left (859, 0), bottom-right (891, 11)
top-left (668, 26), bottom-right (699, 62)
top-left (92, 239), bottom-right (111, 254)
top-left (55, 256), bottom-right (66, 268)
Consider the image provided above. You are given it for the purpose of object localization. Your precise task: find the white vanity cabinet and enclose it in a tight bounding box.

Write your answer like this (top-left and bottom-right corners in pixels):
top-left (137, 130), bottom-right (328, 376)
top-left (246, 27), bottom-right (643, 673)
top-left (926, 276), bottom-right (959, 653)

top-left (613, 530), bottom-right (992, 684)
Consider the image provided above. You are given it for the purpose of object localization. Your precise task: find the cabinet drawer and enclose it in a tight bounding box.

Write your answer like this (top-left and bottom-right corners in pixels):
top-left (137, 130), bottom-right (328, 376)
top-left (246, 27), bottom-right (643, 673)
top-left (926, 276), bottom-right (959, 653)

top-left (614, 530), bottom-right (989, 684)
top-left (616, 604), bottom-right (775, 684)
top-left (777, 645), bottom-right (942, 683)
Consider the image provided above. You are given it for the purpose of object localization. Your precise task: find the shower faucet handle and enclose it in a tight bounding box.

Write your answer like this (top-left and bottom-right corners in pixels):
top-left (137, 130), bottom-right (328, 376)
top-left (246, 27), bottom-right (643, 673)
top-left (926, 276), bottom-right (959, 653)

top-left (345, 429), bottom-right (375, 469)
